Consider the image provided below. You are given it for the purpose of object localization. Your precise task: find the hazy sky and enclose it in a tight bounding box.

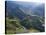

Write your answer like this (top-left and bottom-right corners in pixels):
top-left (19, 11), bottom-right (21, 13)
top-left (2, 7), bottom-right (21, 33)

top-left (6, 0), bottom-right (44, 7)
top-left (6, 0), bottom-right (45, 3)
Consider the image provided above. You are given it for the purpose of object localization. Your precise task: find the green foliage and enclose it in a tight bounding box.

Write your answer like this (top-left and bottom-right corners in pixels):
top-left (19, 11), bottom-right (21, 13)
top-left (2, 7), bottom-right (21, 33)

top-left (6, 16), bottom-right (45, 34)
top-left (20, 16), bottom-right (44, 32)
top-left (6, 17), bottom-right (26, 34)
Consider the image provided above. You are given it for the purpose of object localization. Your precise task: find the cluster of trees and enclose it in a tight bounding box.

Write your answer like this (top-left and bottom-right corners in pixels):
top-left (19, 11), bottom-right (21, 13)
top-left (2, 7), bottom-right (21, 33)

top-left (20, 16), bottom-right (45, 32)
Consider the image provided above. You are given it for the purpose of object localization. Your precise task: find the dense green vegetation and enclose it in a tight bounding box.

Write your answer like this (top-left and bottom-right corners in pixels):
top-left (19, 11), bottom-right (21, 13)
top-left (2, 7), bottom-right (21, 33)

top-left (6, 15), bottom-right (45, 34)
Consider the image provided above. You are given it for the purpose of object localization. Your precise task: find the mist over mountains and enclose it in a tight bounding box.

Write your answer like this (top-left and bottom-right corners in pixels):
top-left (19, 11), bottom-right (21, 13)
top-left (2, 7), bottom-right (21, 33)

top-left (5, 1), bottom-right (45, 33)
top-left (6, 1), bottom-right (45, 19)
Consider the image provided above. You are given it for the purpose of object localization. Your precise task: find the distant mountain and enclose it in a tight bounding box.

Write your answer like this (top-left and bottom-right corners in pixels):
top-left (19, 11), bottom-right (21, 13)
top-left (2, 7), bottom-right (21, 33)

top-left (6, 1), bottom-right (26, 20)
top-left (32, 4), bottom-right (45, 17)
top-left (14, 1), bottom-right (45, 17)
top-left (6, 1), bottom-right (45, 20)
